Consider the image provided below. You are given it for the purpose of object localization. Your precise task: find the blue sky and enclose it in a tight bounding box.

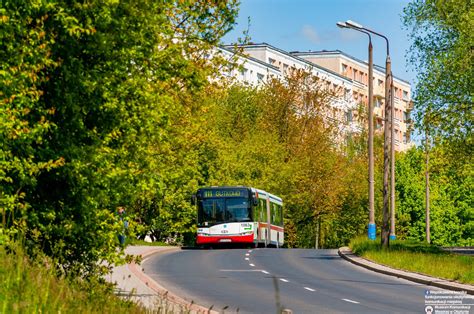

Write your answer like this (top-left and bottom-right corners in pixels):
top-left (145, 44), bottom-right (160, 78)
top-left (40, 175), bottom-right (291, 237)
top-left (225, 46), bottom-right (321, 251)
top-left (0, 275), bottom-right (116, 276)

top-left (223, 0), bottom-right (415, 85)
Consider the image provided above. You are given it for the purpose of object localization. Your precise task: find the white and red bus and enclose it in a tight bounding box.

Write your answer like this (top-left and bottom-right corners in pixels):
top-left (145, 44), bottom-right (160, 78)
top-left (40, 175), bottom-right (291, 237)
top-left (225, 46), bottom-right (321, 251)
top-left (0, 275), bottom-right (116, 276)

top-left (192, 186), bottom-right (284, 247)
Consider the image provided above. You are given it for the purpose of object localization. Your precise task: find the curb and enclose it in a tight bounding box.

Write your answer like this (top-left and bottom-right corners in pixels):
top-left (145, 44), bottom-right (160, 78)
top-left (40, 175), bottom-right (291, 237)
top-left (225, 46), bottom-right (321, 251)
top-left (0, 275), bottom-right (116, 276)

top-left (338, 247), bottom-right (474, 295)
top-left (127, 247), bottom-right (218, 314)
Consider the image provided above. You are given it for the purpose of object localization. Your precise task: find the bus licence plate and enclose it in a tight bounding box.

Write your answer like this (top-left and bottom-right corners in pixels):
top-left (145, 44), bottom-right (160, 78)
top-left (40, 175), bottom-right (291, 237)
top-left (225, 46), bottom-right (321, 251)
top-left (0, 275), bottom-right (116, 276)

top-left (219, 239), bottom-right (232, 243)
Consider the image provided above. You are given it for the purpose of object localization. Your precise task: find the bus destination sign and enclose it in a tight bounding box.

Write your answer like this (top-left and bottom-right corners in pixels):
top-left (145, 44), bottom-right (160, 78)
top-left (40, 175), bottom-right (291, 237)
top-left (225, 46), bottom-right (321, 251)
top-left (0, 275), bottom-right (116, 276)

top-left (202, 189), bottom-right (248, 198)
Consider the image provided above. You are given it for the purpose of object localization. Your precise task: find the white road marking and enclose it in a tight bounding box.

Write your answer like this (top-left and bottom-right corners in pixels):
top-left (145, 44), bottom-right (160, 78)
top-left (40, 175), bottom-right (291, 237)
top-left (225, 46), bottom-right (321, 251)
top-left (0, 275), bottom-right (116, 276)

top-left (304, 287), bottom-right (316, 292)
top-left (248, 250), bottom-right (253, 253)
top-left (245, 257), bottom-right (249, 261)
top-left (342, 298), bottom-right (360, 304)
top-left (249, 263), bottom-right (255, 267)
top-left (245, 253), bottom-right (250, 256)
top-left (219, 269), bottom-right (264, 272)
top-left (280, 278), bottom-right (289, 282)
top-left (261, 270), bottom-right (270, 274)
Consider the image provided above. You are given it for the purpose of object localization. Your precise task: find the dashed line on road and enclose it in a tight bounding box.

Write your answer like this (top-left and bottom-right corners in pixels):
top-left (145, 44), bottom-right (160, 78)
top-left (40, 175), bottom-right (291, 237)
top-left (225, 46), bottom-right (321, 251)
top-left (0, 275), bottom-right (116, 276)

top-left (261, 270), bottom-right (270, 275)
top-left (245, 257), bottom-right (249, 261)
top-left (245, 253), bottom-right (250, 256)
top-left (280, 278), bottom-right (289, 283)
top-left (219, 269), bottom-right (264, 272)
top-left (342, 298), bottom-right (360, 304)
top-left (248, 250), bottom-right (252, 253)
top-left (304, 287), bottom-right (316, 292)
top-left (249, 263), bottom-right (255, 267)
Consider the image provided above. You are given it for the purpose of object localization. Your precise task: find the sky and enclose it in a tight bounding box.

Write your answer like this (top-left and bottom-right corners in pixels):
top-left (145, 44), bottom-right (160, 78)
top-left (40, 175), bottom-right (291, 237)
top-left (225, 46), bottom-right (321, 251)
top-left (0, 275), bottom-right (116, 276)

top-left (222, 0), bottom-right (415, 85)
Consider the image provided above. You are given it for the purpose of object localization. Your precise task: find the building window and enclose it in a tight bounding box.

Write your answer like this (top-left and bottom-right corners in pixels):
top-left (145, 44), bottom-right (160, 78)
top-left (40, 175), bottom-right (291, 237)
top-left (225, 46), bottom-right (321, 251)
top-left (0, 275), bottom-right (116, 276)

top-left (240, 67), bottom-right (248, 80)
top-left (257, 73), bottom-right (264, 82)
top-left (283, 63), bottom-right (289, 72)
top-left (268, 58), bottom-right (276, 65)
top-left (375, 98), bottom-right (381, 108)
top-left (403, 111), bottom-right (410, 123)
top-left (342, 63), bottom-right (348, 73)
top-left (344, 89), bottom-right (351, 101)
top-left (378, 79), bottom-right (383, 87)
top-left (346, 110), bottom-right (353, 123)
top-left (403, 132), bottom-right (407, 144)
top-left (403, 90), bottom-right (409, 100)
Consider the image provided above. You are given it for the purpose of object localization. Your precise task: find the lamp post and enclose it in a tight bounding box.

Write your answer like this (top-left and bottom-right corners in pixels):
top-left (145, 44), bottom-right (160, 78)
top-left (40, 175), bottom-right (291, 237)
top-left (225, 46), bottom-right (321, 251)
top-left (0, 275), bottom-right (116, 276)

top-left (337, 21), bottom-right (375, 240)
top-left (341, 20), bottom-right (394, 246)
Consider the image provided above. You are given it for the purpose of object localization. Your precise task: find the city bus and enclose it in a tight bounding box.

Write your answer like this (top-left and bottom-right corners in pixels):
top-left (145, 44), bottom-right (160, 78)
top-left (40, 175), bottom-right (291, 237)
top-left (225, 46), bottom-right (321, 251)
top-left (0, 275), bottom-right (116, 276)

top-left (192, 186), bottom-right (284, 248)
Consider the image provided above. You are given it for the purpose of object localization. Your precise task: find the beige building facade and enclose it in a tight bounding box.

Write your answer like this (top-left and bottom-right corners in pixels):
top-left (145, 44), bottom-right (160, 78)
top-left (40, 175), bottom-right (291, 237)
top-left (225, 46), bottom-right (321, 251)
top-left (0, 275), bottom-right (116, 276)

top-left (292, 50), bottom-right (413, 151)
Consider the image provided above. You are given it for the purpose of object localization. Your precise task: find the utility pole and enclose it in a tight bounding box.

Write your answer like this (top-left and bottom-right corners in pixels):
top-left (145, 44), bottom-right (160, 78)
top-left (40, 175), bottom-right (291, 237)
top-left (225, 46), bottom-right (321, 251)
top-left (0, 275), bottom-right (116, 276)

top-left (368, 40), bottom-right (375, 240)
top-left (336, 20), bottom-right (375, 240)
top-left (390, 75), bottom-right (396, 241)
top-left (425, 122), bottom-right (431, 244)
top-left (381, 57), bottom-right (391, 247)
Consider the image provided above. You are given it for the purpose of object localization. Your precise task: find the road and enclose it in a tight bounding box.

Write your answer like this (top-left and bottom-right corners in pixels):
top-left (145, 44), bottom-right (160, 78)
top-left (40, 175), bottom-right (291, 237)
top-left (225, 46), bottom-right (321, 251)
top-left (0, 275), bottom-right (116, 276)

top-left (142, 248), bottom-right (441, 313)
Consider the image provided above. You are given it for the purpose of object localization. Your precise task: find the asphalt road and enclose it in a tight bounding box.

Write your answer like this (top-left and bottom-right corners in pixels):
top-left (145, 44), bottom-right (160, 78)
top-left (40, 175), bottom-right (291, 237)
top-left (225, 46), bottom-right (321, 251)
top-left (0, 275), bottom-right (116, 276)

top-left (143, 248), bottom-right (442, 313)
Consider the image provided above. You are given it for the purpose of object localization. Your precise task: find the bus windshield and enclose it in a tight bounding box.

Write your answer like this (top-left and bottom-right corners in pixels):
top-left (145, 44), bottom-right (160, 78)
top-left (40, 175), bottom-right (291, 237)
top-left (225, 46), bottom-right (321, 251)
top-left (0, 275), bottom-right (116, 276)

top-left (198, 197), bottom-right (251, 226)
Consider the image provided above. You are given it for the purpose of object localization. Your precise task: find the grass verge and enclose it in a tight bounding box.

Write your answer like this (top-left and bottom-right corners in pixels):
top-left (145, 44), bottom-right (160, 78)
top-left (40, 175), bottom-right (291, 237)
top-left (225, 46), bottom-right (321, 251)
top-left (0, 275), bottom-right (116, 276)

top-left (0, 243), bottom-right (145, 313)
top-left (349, 237), bottom-right (474, 285)
top-left (127, 238), bottom-right (171, 247)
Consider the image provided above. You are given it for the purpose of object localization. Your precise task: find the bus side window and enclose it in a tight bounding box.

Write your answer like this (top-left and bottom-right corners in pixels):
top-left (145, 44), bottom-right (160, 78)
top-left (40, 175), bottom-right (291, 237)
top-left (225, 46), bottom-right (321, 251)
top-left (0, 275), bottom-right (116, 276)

top-left (259, 199), bottom-right (266, 221)
top-left (271, 203), bottom-right (276, 224)
top-left (279, 204), bottom-right (283, 226)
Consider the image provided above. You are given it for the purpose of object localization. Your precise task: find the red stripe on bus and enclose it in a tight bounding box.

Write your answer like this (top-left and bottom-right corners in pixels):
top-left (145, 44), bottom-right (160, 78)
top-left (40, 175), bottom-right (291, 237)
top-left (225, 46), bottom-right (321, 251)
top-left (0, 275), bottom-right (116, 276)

top-left (258, 223), bottom-right (284, 232)
top-left (196, 234), bottom-right (254, 244)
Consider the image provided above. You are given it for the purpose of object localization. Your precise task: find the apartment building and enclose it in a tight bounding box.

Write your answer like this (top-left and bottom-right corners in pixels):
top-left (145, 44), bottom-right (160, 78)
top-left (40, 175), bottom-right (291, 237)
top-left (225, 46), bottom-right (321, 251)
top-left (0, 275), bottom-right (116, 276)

top-left (218, 46), bottom-right (282, 85)
top-left (291, 50), bottom-right (413, 151)
top-left (222, 43), bottom-right (360, 136)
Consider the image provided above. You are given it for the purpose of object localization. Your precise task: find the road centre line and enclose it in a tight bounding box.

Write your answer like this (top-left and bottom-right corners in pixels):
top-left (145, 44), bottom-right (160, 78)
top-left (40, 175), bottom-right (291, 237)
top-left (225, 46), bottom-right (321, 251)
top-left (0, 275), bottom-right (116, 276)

top-left (342, 298), bottom-right (360, 304)
top-left (245, 253), bottom-right (250, 256)
top-left (249, 263), bottom-right (255, 267)
top-left (245, 257), bottom-right (249, 261)
top-left (219, 269), bottom-right (264, 272)
top-left (261, 270), bottom-right (270, 274)
top-left (280, 278), bottom-right (289, 282)
top-left (304, 287), bottom-right (316, 292)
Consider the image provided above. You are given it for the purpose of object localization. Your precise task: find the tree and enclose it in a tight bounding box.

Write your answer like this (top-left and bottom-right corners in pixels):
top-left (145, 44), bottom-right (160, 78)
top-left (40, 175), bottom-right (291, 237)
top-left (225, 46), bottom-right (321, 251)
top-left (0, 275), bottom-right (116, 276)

top-left (403, 0), bottom-right (473, 149)
top-left (1, 0), bottom-right (238, 276)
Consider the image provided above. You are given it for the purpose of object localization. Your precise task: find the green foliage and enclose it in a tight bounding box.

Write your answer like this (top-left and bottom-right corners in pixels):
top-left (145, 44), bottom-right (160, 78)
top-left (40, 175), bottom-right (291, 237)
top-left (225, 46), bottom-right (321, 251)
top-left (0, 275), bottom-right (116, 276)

top-left (396, 146), bottom-right (473, 246)
top-left (0, 242), bottom-right (144, 313)
top-left (401, 0), bottom-right (473, 247)
top-left (1, 0), bottom-right (238, 277)
top-left (203, 71), bottom-right (375, 249)
top-left (350, 237), bottom-right (474, 284)
top-left (403, 0), bottom-right (473, 144)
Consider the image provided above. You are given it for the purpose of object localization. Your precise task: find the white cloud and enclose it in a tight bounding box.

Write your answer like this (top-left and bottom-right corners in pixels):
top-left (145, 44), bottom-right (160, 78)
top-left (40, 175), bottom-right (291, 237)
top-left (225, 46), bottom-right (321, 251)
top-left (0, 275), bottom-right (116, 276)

top-left (301, 25), bottom-right (321, 44)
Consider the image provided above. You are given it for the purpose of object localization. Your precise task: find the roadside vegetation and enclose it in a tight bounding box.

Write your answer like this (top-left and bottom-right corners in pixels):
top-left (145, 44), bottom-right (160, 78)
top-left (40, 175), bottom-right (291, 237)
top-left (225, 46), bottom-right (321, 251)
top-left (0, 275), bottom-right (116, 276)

top-left (0, 243), bottom-right (144, 313)
top-left (350, 237), bottom-right (474, 284)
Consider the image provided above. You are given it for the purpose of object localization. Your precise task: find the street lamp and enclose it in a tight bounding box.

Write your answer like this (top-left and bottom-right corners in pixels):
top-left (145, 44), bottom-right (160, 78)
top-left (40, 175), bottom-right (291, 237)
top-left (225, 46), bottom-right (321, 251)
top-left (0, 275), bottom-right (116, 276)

top-left (338, 20), bottom-right (395, 246)
top-left (337, 21), bottom-right (375, 241)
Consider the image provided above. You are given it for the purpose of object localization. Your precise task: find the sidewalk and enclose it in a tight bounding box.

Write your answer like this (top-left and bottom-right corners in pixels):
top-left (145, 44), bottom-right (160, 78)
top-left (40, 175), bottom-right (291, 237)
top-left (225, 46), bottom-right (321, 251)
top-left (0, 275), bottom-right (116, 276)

top-left (338, 246), bottom-right (474, 295)
top-left (106, 245), bottom-right (217, 313)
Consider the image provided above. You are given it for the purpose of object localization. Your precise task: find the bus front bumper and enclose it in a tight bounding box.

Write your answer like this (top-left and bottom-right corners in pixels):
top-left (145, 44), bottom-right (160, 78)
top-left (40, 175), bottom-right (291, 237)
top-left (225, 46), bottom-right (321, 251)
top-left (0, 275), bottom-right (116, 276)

top-left (196, 233), bottom-right (254, 244)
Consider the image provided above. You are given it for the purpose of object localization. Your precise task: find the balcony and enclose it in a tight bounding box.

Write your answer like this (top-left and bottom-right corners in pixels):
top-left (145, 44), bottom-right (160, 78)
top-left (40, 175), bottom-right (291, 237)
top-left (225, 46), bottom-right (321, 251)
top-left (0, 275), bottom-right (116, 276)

top-left (373, 107), bottom-right (384, 118)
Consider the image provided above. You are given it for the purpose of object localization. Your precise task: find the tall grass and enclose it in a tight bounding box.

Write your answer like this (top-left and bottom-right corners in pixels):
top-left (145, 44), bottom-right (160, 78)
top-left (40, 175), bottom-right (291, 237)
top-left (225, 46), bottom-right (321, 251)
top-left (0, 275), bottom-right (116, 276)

top-left (349, 237), bottom-right (474, 284)
top-left (0, 243), bottom-right (145, 313)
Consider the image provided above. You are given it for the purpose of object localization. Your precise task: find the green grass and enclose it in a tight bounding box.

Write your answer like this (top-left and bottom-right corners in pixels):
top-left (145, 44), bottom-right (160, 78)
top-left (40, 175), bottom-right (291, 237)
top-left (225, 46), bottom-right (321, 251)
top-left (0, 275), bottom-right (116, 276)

top-left (0, 244), bottom-right (145, 313)
top-left (126, 238), bottom-right (171, 247)
top-left (349, 237), bottom-right (474, 284)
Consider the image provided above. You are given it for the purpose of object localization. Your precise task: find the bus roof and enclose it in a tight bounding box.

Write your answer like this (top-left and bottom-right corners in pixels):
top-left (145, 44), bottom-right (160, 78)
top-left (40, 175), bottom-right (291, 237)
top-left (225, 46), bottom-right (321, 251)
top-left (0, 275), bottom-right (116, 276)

top-left (196, 186), bottom-right (283, 203)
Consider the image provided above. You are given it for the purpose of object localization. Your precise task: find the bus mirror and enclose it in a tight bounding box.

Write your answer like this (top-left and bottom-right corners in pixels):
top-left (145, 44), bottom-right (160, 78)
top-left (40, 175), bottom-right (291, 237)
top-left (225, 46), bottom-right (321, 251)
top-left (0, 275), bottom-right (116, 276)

top-left (252, 196), bottom-right (258, 206)
top-left (191, 194), bottom-right (197, 205)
